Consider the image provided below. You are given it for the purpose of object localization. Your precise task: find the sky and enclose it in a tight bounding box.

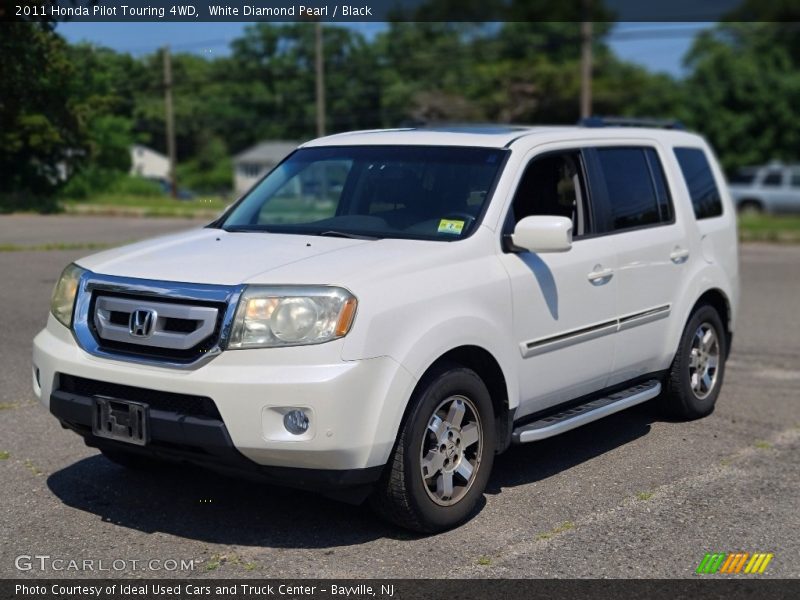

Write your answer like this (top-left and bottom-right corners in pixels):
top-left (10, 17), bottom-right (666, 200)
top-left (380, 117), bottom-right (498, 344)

top-left (56, 22), bottom-right (709, 78)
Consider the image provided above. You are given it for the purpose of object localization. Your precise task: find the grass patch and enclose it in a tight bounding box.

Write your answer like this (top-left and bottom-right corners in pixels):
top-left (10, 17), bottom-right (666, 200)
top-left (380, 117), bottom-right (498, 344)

top-left (636, 491), bottom-right (654, 501)
top-left (204, 553), bottom-right (247, 571)
top-left (24, 459), bottom-right (43, 476)
top-left (754, 440), bottom-right (773, 450)
top-left (0, 451), bottom-right (10, 460)
top-left (476, 556), bottom-right (492, 566)
top-left (61, 194), bottom-right (226, 219)
top-left (738, 214), bottom-right (800, 243)
top-left (553, 521), bottom-right (575, 533)
top-left (0, 402), bottom-right (19, 410)
top-left (537, 521), bottom-right (576, 541)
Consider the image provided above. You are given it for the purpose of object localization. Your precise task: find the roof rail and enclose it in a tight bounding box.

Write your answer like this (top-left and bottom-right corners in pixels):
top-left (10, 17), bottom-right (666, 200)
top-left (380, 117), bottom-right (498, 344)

top-left (578, 116), bottom-right (686, 130)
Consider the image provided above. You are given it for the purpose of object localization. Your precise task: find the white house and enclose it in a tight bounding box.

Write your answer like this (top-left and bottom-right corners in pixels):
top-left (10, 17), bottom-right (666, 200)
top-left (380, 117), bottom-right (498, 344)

top-left (130, 144), bottom-right (170, 180)
top-left (233, 141), bottom-right (298, 195)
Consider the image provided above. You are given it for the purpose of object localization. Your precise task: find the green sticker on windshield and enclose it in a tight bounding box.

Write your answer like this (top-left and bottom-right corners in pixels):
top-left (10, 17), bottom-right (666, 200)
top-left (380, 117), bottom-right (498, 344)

top-left (438, 219), bottom-right (465, 235)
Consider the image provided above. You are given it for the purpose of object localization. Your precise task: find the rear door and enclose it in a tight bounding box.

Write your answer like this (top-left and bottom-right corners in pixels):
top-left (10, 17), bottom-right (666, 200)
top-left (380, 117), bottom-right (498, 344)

top-left (586, 144), bottom-right (689, 384)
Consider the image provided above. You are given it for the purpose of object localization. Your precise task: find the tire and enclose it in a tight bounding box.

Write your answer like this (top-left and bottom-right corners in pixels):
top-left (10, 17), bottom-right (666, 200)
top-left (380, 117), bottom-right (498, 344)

top-left (370, 363), bottom-right (496, 533)
top-left (100, 447), bottom-right (162, 471)
top-left (737, 200), bottom-right (763, 215)
top-left (660, 304), bottom-right (727, 420)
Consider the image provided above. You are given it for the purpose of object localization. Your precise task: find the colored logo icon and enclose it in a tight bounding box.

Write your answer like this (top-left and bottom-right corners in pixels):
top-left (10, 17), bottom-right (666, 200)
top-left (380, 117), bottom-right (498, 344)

top-left (696, 552), bottom-right (774, 574)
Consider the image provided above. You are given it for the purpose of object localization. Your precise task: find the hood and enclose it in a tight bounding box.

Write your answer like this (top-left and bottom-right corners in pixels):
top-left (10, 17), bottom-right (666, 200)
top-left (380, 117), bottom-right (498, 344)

top-left (75, 228), bottom-right (372, 286)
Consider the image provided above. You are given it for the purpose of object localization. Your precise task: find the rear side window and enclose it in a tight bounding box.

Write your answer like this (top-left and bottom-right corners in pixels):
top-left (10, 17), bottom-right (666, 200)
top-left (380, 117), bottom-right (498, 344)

top-left (645, 148), bottom-right (673, 223)
top-left (674, 148), bottom-right (723, 219)
top-left (595, 147), bottom-right (666, 231)
top-left (762, 170), bottom-right (783, 187)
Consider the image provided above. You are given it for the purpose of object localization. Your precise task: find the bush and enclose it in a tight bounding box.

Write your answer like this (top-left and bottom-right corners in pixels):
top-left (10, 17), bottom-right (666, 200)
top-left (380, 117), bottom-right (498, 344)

top-left (108, 175), bottom-right (164, 196)
top-left (0, 192), bottom-right (60, 214)
top-left (60, 168), bottom-right (163, 199)
top-left (59, 167), bottom-right (119, 199)
top-left (177, 158), bottom-right (232, 195)
top-left (176, 135), bottom-right (233, 194)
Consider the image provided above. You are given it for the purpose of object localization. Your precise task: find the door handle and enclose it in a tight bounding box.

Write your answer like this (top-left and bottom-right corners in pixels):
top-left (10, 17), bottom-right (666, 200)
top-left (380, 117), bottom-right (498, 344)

top-left (670, 247), bottom-right (690, 264)
top-left (587, 265), bottom-right (614, 284)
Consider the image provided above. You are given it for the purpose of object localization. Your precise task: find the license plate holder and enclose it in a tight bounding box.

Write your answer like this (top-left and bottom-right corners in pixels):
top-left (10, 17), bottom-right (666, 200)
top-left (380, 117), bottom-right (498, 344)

top-left (92, 395), bottom-right (149, 446)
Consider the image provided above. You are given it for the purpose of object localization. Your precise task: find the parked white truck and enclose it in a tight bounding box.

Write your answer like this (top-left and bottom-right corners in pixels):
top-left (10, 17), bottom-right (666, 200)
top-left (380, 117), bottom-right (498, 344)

top-left (34, 121), bottom-right (739, 532)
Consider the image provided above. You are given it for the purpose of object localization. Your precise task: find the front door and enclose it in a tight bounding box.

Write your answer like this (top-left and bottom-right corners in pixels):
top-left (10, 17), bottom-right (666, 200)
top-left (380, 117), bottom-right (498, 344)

top-left (497, 147), bottom-right (618, 419)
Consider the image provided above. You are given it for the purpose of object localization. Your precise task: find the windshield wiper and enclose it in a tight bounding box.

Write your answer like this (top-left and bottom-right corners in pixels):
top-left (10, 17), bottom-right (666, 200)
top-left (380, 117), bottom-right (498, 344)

top-left (318, 230), bottom-right (380, 241)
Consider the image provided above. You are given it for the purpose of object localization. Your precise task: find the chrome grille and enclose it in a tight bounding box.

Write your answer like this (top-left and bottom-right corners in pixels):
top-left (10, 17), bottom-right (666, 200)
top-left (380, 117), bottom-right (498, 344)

top-left (93, 295), bottom-right (218, 351)
top-left (71, 271), bottom-right (244, 369)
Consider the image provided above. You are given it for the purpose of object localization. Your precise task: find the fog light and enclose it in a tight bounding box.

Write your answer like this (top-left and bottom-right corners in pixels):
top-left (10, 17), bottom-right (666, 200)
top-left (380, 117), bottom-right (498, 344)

top-left (283, 410), bottom-right (309, 435)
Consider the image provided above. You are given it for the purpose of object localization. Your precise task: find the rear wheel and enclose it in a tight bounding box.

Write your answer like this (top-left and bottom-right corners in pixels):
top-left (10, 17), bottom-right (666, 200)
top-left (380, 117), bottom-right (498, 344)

top-left (371, 363), bottom-right (495, 533)
top-left (661, 304), bottom-right (727, 419)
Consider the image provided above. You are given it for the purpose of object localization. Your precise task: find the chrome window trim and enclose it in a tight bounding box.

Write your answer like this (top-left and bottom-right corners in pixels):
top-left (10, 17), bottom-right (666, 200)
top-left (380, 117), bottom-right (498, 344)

top-left (617, 304), bottom-right (671, 332)
top-left (72, 270), bottom-right (245, 370)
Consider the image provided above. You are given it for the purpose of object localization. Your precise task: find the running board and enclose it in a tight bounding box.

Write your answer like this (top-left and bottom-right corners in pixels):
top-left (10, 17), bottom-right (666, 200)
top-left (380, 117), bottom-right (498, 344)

top-left (512, 380), bottom-right (661, 444)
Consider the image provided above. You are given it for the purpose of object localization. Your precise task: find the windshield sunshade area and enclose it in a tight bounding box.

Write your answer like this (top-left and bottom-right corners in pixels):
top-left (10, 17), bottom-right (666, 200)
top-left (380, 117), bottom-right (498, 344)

top-left (222, 145), bottom-right (508, 241)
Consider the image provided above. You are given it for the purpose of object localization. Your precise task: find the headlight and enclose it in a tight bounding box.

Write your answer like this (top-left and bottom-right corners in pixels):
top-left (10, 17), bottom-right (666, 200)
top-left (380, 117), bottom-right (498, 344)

top-left (50, 264), bottom-right (85, 328)
top-left (227, 286), bottom-right (357, 349)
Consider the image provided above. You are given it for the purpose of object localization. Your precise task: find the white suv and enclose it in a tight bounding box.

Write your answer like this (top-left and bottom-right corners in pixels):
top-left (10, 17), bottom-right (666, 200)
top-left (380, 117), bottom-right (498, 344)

top-left (33, 123), bottom-right (739, 532)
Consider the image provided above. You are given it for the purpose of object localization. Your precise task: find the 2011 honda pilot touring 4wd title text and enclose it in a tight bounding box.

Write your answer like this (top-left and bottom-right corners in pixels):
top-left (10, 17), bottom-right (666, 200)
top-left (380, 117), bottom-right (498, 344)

top-left (34, 122), bottom-right (739, 532)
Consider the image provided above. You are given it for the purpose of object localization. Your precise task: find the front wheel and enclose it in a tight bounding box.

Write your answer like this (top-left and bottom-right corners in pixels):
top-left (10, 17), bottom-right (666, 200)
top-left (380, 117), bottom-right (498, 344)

top-left (660, 304), bottom-right (727, 419)
top-left (737, 200), bottom-right (764, 215)
top-left (371, 364), bottom-right (495, 533)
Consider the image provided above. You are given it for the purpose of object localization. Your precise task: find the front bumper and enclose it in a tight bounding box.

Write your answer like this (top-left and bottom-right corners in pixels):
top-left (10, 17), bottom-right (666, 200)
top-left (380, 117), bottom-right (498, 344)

top-left (33, 315), bottom-right (417, 478)
top-left (49, 391), bottom-right (383, 498)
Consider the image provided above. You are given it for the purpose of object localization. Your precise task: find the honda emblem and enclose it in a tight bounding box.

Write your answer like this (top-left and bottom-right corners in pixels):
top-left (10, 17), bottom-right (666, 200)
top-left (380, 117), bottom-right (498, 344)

top-left (129, 309), bottom-right (156, 338)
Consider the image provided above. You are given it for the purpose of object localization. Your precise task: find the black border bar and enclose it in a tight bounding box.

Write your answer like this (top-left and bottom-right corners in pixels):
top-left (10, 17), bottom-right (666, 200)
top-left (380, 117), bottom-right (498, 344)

top-left (2, 0), bottom-right (792, 23)
top-left (4, 579), bottom-right (800, 600)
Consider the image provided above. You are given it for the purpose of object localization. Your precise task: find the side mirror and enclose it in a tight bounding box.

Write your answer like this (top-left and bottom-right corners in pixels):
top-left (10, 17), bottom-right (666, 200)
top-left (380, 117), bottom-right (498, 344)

top-left (509, 216), bottom-right (573, 253)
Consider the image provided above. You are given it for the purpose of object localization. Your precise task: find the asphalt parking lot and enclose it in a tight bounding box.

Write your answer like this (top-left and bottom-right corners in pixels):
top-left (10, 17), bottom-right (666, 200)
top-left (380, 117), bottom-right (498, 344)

top-left (0, 215), bottom-right (798, 579)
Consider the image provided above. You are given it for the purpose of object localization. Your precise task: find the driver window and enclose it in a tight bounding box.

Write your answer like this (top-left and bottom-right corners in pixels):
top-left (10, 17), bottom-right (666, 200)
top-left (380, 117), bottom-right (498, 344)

top-left (511, 151), bottom-right (589, 237)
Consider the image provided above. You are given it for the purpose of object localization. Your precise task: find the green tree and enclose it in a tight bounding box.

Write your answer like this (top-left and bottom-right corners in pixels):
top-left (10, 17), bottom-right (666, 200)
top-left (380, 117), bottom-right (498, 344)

top-left (177, 134), bottom-right (232, 194)
top-left (56, 43), bottom-right (146, 198)
top-left (683, 23), bottom-right (800, 172)
top-left (374, 21), bottom-right (681, 127)
top-left (0, 24), bottom-right (87, 211)
top-left (227, 24), bottom-right (381, 142)
top-left (374, 23), bottom-right (486, 124)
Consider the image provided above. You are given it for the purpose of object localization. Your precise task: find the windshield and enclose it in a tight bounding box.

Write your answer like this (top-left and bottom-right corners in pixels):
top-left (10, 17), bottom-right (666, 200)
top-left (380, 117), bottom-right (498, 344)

top-left (221, 145), bottom-right (508, 240)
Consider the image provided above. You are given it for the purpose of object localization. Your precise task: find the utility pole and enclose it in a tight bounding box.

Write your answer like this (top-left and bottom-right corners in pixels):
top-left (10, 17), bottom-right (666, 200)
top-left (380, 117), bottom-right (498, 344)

top-left (163, 45), bottom-right (177, 198)
top-left (315, 21), bottom-right (326, 138)
top-left (579, 6), bottom-right (593, 120)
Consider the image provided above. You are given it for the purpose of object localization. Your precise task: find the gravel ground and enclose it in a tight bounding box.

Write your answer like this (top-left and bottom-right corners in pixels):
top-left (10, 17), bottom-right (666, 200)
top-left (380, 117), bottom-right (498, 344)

top-left (0, 216), bottom-right (797, 579)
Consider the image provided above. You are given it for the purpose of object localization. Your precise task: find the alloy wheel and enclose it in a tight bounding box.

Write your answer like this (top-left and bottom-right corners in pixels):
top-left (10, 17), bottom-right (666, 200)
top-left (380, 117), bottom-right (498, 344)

top-left (419, 395), bottom-right (483, 506)
top-left (689, 322), bottom-right (720, 400)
